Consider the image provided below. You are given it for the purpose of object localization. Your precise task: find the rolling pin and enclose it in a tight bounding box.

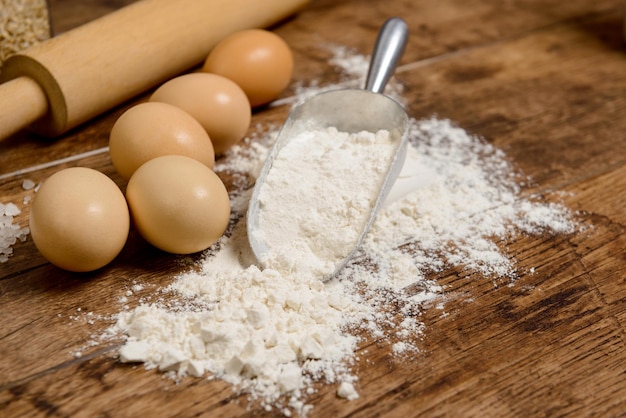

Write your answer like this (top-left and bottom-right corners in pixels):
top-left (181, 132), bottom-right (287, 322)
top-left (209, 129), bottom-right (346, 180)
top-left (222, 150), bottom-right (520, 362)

top-left (0, 0), bottom-right (308, 140)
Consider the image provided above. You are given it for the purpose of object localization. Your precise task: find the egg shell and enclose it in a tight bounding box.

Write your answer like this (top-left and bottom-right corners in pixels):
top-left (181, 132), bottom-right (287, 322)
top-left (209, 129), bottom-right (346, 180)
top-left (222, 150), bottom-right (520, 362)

top-left (109, 102), bottom-right (215, 180)
top-left (202, 29), bottom-right (294, 107)
top-left (29, 167), bottom-right (130, 272)
top-left (126, 155), bottom-right (231, 254)
top-left (150, 73), bottom-right (251, 155)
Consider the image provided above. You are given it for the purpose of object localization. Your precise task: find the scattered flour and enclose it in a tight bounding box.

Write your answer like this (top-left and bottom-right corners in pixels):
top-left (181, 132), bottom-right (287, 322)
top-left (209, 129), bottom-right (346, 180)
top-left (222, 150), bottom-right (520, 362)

top-left (255, 127), bottom-right (398, 280)
top-left (109, 116), bottom-right (576, 415)
top-left (22, 179), bottom-right (36, 190)
top-left (361, 117), bottom-right (576, 289)
top-left (0, 202), bottom-right (29, 262)
top-left (0, 179), bottom-right (37, 262)
top-left (337, 381), bottom-right (359, 400)
top-left (95, 47), bottom-right (577, 416)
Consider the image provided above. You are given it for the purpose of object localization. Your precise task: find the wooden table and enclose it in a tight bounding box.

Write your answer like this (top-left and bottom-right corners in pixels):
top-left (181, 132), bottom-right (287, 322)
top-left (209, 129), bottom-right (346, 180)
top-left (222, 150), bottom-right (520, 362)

top-left (1, 0), bottom-right (625, 416)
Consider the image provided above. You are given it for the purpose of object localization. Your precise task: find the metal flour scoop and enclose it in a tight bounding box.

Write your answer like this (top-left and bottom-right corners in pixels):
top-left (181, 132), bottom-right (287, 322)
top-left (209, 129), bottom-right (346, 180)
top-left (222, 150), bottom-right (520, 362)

top-left (247, 17), bottom-right (410, 281)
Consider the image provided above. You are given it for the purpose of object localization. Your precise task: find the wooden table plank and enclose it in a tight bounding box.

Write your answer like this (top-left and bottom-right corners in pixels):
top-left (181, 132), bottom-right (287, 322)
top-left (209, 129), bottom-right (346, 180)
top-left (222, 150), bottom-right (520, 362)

top-left (401, 10), bottom-right (626, 190)
top-left (1, 0), bottom-right (625, 417)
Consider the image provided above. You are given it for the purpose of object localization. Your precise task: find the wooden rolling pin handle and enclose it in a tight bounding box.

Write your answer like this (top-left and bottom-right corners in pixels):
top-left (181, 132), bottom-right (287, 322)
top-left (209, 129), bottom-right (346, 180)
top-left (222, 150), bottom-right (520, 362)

top-left (0, 76), bottom-right (49, 140)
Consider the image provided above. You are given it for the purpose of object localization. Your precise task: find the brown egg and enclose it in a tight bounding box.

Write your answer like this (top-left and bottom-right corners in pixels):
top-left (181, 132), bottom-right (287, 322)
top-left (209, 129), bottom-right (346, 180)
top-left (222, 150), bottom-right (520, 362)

top-left (202, 29), bottom-right (294, 107)
top-left (126, 155), bottom-right (231, 254)
top-left (29, 167), bottom-right (130, 272)
top-left (150, 73), bottom-right (251, 155)
top-left (109, 102), bottom-right (215, 180)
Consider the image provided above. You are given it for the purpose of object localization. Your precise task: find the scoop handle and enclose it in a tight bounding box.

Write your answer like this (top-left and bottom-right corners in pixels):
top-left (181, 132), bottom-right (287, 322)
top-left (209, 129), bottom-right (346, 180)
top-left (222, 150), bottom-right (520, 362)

top-left (365, 17), bottom-right (409, 94)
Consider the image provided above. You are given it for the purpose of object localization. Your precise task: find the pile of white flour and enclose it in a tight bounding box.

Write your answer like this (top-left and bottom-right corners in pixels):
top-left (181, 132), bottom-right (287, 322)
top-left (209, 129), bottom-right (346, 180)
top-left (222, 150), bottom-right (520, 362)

top-left (254, 127), bottom-right (398, 280)
top-left (105, 47), bottom-right (577, 416)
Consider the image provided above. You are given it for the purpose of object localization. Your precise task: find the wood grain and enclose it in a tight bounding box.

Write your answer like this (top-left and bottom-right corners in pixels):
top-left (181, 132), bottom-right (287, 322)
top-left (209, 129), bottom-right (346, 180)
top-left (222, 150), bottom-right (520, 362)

top-left (1, 0), bottom-right (625, 417)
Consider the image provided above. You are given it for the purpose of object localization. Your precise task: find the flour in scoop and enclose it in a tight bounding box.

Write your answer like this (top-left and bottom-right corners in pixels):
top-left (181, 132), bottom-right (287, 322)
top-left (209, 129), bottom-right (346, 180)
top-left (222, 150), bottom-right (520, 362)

top-left (254, 127), bottom-right (397, 279)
